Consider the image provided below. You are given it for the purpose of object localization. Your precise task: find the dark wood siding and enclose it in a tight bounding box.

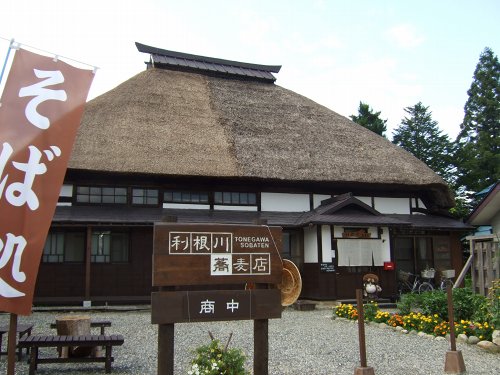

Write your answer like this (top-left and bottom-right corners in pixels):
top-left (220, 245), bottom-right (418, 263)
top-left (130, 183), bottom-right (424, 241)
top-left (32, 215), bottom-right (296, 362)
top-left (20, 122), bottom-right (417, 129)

top-left (35, 263), bottom-right (85, 298)
top-left (35, 226), bottom-right (153, 303)
top-left (300, 264), bottom-right (337, 300)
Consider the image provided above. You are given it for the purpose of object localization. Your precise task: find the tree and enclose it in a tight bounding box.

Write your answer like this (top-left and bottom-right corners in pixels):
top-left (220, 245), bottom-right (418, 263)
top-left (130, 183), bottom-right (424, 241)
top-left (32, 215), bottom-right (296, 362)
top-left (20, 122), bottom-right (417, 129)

top-left (455, 47), bottom-right (500, 194)
top-left (350, 101), bottom-right (387, 137)
top-left (392, 102), bottom-right (454, 183)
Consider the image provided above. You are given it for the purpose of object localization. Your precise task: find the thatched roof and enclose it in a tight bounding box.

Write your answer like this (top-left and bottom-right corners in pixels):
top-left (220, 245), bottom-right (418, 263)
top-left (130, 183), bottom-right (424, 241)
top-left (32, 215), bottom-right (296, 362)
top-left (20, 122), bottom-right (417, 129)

top-left (69, 60), bottom-right (453, 207)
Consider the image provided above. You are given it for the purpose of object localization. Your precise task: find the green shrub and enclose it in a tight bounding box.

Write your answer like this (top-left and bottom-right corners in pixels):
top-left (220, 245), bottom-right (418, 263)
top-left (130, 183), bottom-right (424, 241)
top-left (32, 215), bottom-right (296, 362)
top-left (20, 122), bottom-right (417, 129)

top-left (363, 301), bottom-right (379, 321)
top-left (188, 338), bottom-right (249, 375)
top-left (396, 292), bottom-right (419, 315)
top-left (453, 287), bottom-right (488, 322)
top-left (488, 279), bottom-right (500, 327)
top-left (419, 290), bottom-right (448, 320)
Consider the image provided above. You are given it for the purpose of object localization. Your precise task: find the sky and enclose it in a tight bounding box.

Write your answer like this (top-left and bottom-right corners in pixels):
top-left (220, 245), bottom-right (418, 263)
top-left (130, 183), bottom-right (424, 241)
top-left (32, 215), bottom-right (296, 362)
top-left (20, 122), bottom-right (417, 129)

top-left (1, 0), bottom-right (500, 140)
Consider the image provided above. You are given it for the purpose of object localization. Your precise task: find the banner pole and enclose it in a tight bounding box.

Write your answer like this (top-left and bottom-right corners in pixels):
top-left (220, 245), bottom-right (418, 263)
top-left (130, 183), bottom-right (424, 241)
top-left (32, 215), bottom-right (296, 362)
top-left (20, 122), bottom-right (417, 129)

top-left (0, 39), bottom-right (14, 86)
top-left (7, 313), bottom-right (17, 375)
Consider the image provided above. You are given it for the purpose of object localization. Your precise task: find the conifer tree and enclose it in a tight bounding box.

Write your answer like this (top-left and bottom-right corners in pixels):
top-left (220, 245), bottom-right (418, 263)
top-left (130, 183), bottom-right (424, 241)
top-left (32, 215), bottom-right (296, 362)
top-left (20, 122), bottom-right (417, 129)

top-left (392, 102), bottom-right (454, 184)
top-left (350, 101), bottom-right (387, 137)
top-left (455, 47), bottom-right (500, 194)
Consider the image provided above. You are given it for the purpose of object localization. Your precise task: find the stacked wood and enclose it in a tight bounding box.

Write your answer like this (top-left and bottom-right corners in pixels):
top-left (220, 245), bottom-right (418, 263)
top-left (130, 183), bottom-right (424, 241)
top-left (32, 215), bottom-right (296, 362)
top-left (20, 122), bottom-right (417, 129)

top-left (55, 315), bottom-right (91, 357)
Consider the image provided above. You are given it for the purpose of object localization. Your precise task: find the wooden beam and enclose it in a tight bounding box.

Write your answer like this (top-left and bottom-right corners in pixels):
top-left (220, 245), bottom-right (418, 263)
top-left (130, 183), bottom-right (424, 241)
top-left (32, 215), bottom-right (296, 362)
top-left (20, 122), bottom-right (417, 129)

top-left (85, 226), bottom-right (92, 300)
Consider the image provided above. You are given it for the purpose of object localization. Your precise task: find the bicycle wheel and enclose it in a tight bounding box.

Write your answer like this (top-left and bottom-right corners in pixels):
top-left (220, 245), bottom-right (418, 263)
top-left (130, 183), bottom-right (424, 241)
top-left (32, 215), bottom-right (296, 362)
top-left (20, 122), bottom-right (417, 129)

top-left (440, 278), bottom-right (454, 290)
top-left (397, 281), bottom-right (410, 296)
top-left (418, 282), bottom-right (433, 293)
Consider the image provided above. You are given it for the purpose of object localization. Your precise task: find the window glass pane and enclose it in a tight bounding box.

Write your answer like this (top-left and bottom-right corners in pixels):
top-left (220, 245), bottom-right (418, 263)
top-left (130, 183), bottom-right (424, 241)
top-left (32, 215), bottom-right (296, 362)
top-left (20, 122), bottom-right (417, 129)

top-left (181, 192), bottom-right (191, 203)
top-left (102, 195), bottom-right (114, 204)
top-left (90, 187), bottom-right (101, 195)
top-left (433, 237), bottom-right (451, 270)
top-left (147, 189), bottom-right (158, 198)
top-left (240, 193), bottom-right (248, 204)
top-left (282, 233), bottom-right (291, 259)
top-left (223, 192), bottom-right (231, 203)
top-left (248, 193), bottom-right (257, 205)
top-left (214, 192), bottom-right (222, 204)
top-left (76, 195), bottom-right (89, 203)
top-left (173, 192), bottom-right (182, 202)
top-left (146, 196), bottom-right (158, 205)
top-left (92, 232), bottom-right (111, 262)
top-left (77, 186), bottom-right (89, 194)
top-left (115, 188), bottom-right (127, 196)
top-left (65, 233), bottom-right (85, 262)
top-left (200, 193), bottom-right (209, 203)
top-left (133, 188), bottom-right (144, 197)
top-left (115, 195), bottom-right (127, 204)
top-left (90, 195), bottom-right (101, 203)
top-left (191, 193), bottom-right (199, 203)
top-left (164, 191), bottom-right (172, 202)
top-left (111, 233), bottom-right (129, 263)
top-left (102, 187), bottom-right (114, 195)
top-left (231, 192), bottom-right (239, 203)
top-left (132, 196), bottom-right (144, 204)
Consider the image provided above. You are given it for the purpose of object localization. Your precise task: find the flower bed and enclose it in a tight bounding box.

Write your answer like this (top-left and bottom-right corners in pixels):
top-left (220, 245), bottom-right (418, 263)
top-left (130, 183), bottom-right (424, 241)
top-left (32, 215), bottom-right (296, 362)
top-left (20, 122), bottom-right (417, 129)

top-left (333, 302), bottom-right (495, 341)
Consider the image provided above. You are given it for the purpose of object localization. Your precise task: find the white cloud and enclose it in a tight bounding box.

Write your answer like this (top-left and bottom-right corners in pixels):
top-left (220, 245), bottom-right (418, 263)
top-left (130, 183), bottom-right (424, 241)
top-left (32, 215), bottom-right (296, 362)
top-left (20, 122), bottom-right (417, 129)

top-left (431, 105), bottom-right (464, 140)
top-left (386, 24), bottom-right (425, 48)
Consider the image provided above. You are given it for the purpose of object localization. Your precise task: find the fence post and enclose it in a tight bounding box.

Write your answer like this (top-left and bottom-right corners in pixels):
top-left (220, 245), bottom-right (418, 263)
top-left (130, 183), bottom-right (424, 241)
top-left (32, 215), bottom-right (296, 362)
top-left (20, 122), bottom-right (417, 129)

top-left (444, 285), bottom-right (466, 374)
top-left (354, 289), bottom-right (375, 375)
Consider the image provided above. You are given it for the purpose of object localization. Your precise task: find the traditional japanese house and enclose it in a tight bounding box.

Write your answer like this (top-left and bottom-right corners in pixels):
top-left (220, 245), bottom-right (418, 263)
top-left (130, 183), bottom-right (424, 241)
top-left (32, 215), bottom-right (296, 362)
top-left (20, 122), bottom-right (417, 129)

top-left (35, 43), bottom-right (472, 305)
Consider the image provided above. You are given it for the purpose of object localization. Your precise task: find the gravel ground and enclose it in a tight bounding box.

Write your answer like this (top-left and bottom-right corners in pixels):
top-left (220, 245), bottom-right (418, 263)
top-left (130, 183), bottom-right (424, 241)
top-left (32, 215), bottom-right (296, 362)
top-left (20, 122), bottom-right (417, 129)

top-left (1, 307), bottom-right (499, 374)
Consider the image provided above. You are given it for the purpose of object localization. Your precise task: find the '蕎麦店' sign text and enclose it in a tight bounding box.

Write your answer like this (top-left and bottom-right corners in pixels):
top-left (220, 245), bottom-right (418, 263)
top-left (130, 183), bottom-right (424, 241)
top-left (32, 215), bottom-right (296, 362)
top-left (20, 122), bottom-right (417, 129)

top-left (153, 223), bottom-right (283, 286)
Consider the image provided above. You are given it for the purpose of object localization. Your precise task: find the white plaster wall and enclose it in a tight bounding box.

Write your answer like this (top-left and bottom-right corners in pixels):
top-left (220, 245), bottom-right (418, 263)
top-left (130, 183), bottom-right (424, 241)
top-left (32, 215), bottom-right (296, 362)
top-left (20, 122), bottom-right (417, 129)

top-left (321, 225), bottom-right (333, 262)
top-left (214, 205), bottom-right (258, 211)
top-left (60, 184), bottom-right (73, 197)
top-left (354, 196), bottom-right (372, 207)
top-left (313, 194), bottom-right (331, 208)
top-left (373, 197), bottom-right (410, 214)
top-left (492, 212), bottom-right (500, 237)
top-left (410, 198), bottom-right (428, 210)
top-left (303, 226), bottom-right (318, 263)
top-left (261, 192), bottom-right (310, 212)
top-left (163, 203), bottom-right (211, 210)
top-left (379, 226), bottom-right (391, 262)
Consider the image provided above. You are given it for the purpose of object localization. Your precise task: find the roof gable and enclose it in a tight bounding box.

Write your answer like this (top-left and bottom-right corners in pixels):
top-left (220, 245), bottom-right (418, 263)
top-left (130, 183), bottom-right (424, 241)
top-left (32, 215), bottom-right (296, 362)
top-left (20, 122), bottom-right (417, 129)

top-left (467, 182), bottom-right (500, 225)
top-left (136, 42), bottom-right (281, 82)
top-left (297, 193), bottom-right (410, 226)
top-left (316, 193), bottom-right (380, 216)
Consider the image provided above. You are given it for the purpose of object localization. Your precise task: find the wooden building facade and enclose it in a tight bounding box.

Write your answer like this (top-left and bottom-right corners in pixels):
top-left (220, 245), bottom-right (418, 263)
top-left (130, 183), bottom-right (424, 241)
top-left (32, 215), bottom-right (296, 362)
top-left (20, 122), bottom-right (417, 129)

top-left (34, 43), bottom-right (471, 304)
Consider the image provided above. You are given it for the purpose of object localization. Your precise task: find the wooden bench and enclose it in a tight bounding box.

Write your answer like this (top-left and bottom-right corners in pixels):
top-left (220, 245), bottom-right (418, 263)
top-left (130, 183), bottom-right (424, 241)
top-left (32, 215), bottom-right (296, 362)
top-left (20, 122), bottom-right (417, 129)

top-left (50, 319), bottom-right (112, 335)
top-left (0, 323), bottom-right (33, 360)
top-left (18, 334), bottom-right (124, 374)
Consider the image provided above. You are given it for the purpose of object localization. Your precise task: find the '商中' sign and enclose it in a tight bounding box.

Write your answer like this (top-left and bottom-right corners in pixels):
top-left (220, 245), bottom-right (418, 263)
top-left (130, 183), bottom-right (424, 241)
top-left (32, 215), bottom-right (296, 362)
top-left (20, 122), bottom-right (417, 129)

top-left (153, 223), bottom-right (283, 286)
top-left (151, 289), bottom-right (281, 324)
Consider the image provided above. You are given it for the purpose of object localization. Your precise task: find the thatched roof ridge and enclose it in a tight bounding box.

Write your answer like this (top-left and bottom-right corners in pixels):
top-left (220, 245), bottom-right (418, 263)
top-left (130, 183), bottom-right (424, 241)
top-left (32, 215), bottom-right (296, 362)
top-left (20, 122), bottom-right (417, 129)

top-left (69, 67), bottom-right (453, 207)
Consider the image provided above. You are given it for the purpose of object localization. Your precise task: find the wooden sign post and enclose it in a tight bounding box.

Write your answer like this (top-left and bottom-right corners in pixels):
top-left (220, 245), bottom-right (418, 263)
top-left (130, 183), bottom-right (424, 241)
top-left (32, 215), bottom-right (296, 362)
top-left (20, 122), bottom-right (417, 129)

top-left (152, 223), bottom-right (283, 375)
top-left (354, 289), bottom-right (375, 375)
top-left (444, 285), bottom-right (466, 374)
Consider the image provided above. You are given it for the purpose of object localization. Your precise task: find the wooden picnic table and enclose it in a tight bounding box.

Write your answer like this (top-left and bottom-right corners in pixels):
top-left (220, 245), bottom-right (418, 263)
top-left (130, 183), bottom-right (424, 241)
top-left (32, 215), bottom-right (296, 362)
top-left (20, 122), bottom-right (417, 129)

top-left (0, 323), bottom-right (33, 360)
top-left (50, 319), bottom-right (112, 335)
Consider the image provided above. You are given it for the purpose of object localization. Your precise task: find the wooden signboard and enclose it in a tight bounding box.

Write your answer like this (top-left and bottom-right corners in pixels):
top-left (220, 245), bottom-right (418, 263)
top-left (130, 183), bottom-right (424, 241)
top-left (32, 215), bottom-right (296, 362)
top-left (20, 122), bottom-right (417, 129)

top-left (151, 289), bottom-right (281, 324)
top-left (153, 223), bottom-right (283, 287)
top-left (320, 262), bottom-right (335, 273)
top-left (153, 223), bottom-right (283, 375)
